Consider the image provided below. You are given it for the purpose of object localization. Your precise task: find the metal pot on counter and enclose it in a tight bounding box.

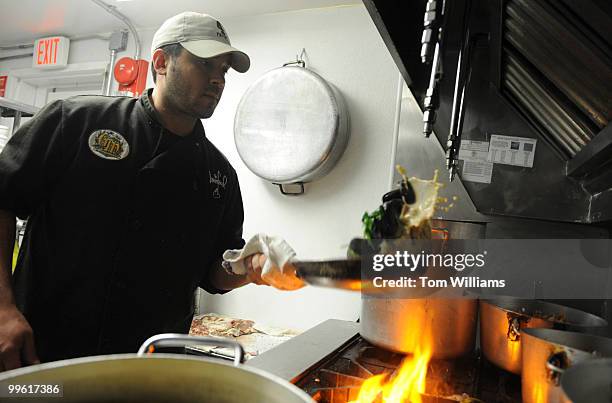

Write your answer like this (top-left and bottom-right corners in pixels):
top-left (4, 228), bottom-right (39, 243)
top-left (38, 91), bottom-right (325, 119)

top-left (480, 297), bottom-right (608, 375)
top-left (294, 256), bottom-right (479, 359)
top-left (292, 254), bottom-right (479, 359)
top-left (522, 328), bottom-right (612, 403)
top-left (0, 334), bottom-right (312, 403)
top-left (358, 221), bottom-right (484, 359)
top-left (360, 297), bottom-right (478, 359)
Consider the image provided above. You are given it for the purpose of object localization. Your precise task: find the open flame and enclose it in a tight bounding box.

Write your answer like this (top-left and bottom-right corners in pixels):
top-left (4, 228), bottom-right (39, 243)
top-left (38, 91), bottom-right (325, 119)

top-left (350, 296), bottom-right (443, 403)
top-left (350, 168), bottom-right (452, 402)
top-left (349, 345), bottom-right (432, 403)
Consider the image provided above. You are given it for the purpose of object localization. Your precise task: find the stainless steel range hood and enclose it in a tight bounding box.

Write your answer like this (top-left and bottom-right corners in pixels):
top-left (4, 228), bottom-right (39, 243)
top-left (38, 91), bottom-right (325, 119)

top-left (363, 0), bottom-right (612, 225)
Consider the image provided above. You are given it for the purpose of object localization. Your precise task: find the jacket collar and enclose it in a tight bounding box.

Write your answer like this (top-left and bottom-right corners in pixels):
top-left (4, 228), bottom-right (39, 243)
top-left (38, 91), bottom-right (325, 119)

top-left (139, 88), bottom-right (206, 142)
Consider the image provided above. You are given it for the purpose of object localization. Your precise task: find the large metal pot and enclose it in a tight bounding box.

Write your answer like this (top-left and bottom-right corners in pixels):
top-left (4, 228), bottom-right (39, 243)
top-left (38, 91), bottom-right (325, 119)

top-left (480, 297), bottom-right (608, 374)
top-left (234, 65), bottom-right (350, 195)
top-left (360, 297), bottom-right (478, 359)
top-left (522, 328), bottom-right (612, 403)
top-left (0, 334), bottom-right (312, 403)
top-left (560, 358), bottom-right (612, 403)
top-left (359, 221), bottom-right (484, 359)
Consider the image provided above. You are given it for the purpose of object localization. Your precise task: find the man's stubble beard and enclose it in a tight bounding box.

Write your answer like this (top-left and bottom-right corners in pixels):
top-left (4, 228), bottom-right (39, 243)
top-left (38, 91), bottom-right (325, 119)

top-left (165, 64), bottom-right (214, 120)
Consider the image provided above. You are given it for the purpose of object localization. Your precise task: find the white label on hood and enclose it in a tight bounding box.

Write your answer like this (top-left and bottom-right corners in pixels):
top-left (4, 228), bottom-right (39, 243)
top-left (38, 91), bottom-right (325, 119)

top-left (487, 134), bottom-right (536, 168)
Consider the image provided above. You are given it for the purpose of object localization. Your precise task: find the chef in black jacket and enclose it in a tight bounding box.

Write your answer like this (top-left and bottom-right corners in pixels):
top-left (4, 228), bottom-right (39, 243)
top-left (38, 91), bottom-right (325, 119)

top-left (0, 12), bottom-right (291, 370)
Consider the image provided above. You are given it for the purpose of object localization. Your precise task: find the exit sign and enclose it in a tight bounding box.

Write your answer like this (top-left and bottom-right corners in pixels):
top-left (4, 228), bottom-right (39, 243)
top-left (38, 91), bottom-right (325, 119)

top-left (33, 36), bottom-right (70, 69)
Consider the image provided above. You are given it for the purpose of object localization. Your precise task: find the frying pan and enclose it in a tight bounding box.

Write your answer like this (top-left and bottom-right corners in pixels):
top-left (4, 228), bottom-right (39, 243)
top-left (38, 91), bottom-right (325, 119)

top-left (292, 258), bottom-right (362, 290)
top-left (222, 256), bottom-right (363, 291)
top-left (292, 238), bottom-right (383, 291)
top-left (293, 233), bottom-right (478, 295)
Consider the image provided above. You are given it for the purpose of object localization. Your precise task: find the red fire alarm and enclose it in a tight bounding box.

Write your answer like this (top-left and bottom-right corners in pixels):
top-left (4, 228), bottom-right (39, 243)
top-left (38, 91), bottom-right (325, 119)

top-left (114, 57), bottom-right (149, 97)
top-left (0, 76), bottom-right (7, 97)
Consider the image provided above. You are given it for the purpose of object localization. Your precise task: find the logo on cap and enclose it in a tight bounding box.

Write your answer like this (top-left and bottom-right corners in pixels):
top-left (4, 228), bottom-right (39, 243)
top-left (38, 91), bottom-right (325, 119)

top-left (216, 21), bottom-right (228, 41)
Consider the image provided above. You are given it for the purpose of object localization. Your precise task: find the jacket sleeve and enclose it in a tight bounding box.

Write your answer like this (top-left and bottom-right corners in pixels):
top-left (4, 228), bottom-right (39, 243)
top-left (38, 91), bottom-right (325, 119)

top-left (0, 100), bottom-right (69, 219)
top-left (199, 169), bottom-right (246, 294)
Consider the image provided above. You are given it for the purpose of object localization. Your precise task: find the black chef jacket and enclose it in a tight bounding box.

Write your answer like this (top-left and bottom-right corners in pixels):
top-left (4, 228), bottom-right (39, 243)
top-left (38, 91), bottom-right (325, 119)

top-left (0, 90), bottom-right (245, 362)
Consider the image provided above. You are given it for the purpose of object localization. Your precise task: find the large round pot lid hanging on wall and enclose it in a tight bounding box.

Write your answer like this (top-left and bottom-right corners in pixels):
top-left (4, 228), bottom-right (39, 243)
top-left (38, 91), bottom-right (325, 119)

top-left (234, 65), bottom-right (350, 195)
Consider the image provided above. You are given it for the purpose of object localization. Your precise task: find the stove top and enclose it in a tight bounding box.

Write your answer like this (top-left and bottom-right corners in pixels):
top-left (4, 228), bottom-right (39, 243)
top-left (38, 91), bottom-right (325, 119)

top-left (247, 319), bottom-right (522, 403)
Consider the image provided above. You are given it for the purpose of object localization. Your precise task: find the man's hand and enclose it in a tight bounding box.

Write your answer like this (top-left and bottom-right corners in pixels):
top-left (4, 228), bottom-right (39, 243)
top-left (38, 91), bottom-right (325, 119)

top-left (245, 253), bottom-right (305, 290)
top-left (244, 253), bottom-right (268, 285)
top-left (0, 304), bottom-right (39, 372)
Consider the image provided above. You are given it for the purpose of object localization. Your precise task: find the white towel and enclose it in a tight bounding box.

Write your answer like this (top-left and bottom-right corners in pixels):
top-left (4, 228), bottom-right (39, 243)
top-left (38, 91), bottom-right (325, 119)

top-left (222, 234), bottom-right (305, 291)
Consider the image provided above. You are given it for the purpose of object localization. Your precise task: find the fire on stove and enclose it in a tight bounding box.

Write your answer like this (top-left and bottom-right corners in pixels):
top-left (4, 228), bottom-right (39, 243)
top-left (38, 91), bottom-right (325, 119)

top-left (350, 345), bottom-right (430, 402)
top-left (295, 336), bottom-right (521, 403)
top-left (348, 320), bottom-right (432, 403)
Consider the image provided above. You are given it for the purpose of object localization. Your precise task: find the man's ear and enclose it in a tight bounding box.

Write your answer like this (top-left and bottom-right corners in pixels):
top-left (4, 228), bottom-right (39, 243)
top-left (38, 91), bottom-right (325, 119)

top-left (152, 49), bottom-right (169, 78)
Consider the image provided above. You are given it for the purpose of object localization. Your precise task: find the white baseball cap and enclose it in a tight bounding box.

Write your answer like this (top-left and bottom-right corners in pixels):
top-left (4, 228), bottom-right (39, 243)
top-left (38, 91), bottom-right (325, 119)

top-left (151, 12), bottom-right (250, 73)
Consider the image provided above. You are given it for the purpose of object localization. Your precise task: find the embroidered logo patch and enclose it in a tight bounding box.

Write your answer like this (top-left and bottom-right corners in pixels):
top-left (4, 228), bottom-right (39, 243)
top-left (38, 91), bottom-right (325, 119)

top-left (88, 130), bottom-right (130, 160)
top-left (209, 170), bottom-right (228, 199)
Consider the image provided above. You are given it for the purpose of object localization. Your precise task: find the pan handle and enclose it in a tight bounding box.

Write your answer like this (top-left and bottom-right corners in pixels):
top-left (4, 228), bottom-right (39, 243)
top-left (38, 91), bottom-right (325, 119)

top-left (137, 333), bottom-right (245, 366)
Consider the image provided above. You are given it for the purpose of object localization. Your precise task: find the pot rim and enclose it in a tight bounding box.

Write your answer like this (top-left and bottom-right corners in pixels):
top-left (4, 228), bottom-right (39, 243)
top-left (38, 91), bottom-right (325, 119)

top-left (480, 297), bottom-right (608, 327)
top-left (0, 353), bottom-right (313, 402)
top-left (522, 328), bottom-right (612, 356)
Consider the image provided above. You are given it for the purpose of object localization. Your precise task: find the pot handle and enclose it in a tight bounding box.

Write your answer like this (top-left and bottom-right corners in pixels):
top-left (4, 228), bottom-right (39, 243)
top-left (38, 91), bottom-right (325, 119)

top-left (137, 333), bottom-right (246, 366)
top-left (506, 315), bottom-right (523, 341)
top-left (545, 351), bottom-right (568, 386)
top-left (275, 182), bottom-right (305, 196)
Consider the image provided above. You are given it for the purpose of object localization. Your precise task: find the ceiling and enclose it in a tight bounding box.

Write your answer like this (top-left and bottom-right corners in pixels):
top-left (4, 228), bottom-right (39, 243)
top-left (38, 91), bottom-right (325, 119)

top-left (0, 0), bottom-right (362, 46)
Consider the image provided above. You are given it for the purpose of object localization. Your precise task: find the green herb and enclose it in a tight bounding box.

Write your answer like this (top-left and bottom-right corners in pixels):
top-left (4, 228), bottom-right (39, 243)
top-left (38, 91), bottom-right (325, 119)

top-left (362, 207), bottom-right (383, 240)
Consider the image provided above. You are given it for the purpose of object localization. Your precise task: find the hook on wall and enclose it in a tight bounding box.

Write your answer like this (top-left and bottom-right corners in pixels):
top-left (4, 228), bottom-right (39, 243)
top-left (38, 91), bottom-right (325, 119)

top-left (283, 48), bottom-right (307, 68)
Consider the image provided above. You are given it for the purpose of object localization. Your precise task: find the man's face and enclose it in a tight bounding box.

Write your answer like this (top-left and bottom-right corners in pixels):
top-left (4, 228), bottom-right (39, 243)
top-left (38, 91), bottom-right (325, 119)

top-left (164, 49), bottom-right (231, 119)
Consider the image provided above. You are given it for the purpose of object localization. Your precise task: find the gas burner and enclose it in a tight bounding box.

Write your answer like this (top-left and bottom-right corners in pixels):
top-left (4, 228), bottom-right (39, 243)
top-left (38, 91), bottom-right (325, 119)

top-left (246, 320), bottom-right (522, 403)
top-left (295, 337), bottom-right (521, 403)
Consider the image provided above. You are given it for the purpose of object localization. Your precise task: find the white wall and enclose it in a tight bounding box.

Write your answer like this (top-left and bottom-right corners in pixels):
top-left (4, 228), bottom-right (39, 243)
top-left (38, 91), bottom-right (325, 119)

top-left (1, 5), bottom-right (403, 331)
top-left (200, 5), bottom-right (401, 330)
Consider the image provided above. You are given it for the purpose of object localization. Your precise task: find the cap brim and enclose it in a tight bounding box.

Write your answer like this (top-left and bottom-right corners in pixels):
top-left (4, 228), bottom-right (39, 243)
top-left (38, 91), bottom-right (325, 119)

top-left (181, 40), bottom-right (250, 73)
